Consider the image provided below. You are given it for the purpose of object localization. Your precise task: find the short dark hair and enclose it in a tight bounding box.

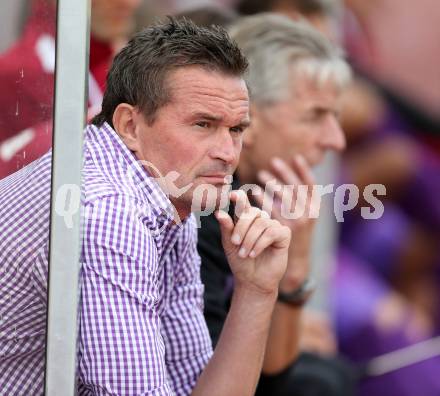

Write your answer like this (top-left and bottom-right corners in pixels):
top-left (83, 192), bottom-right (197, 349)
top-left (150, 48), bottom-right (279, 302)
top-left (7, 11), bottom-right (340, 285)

top-left (92, 17), bottom-right (248, 127)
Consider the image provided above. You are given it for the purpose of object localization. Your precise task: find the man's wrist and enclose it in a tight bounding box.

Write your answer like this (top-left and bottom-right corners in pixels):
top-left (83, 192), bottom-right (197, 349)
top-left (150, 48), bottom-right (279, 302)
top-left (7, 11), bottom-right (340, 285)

top-left (279, 257), bottom-right (309, 293)
top-left (233, 282), bottom-right (278, 305)
top-left (277, 278), bottom-right (316, 307)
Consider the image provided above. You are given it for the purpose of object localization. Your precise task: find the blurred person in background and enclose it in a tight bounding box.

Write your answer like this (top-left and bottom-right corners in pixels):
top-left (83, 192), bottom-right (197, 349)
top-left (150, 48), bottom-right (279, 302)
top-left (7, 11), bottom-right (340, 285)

top-left (184, 1), bottom-right (440, 395)
top-left (192, 13), bottom-right (356, 396)
top-left (234, 3), bottom-right (440, 395)
top-left (212, 0), bottom-right (362, 380)
top-left (0, 0), bottom-right (142, 179)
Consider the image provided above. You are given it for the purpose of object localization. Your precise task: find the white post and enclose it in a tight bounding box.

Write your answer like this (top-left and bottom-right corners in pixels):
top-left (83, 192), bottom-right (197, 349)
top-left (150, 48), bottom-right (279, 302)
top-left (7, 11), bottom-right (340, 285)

top-left (45, 0), bottom-right (90, 394)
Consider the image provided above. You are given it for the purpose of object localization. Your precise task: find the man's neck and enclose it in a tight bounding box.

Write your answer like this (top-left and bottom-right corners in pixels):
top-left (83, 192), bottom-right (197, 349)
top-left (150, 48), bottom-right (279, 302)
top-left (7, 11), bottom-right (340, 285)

top-left (170, 199), bottom-right (192, 224)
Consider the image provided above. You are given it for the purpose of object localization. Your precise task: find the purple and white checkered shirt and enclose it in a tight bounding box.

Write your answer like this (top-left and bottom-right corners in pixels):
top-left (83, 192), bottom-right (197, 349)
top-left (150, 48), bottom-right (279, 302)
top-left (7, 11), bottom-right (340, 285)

top-left (0, 122), bottom-right (213, 395)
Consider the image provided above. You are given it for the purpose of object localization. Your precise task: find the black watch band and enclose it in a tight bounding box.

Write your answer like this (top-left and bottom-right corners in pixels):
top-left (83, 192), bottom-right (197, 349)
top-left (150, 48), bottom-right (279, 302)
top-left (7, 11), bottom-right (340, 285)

top-left (277, 278), bottom-right (316, 307)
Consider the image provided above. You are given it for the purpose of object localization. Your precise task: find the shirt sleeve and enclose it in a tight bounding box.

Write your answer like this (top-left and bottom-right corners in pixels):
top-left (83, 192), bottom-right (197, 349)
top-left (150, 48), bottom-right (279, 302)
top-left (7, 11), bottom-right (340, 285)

top-left (160, 217), bottom-right (213, 396)
top-left (197, 212), bottom-right (233, 347)
top-left (77, 195), bottom-right (173, 395)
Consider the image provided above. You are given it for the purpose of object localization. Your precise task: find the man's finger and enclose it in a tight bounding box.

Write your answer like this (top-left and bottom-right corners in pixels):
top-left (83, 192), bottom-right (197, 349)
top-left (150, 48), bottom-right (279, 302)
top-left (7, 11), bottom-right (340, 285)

top-left (257, 170), bottom-right (287, 203)
top-left (271, 156), bottom-right (301, 186)
top-left (291, 154), bottom-right (315, 187)
top-left (215, 210), bottom-right (235, 253)
top-left (230, 189), bottom-right (250, 219)
top-left (248, 222), bottom-right (291, 257)
top-left (258, 170), bottom-right (305, 216)
top-left (230, 206), bottom-right (262, 250)
top-left (238, 217), bottom-right (272, 258)
top-left (252, 185), bottom-right (276, 218)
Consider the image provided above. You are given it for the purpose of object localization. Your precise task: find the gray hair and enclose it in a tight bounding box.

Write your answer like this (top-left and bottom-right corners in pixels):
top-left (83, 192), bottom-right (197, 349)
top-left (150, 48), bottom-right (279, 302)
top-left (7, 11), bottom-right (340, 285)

top-left (228, 13), bottom-right (351, 105)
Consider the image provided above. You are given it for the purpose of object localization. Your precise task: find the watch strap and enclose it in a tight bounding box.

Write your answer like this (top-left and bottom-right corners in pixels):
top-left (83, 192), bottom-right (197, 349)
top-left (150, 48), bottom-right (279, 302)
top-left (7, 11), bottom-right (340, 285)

top-left (277, 278), bottom-right (316, 307)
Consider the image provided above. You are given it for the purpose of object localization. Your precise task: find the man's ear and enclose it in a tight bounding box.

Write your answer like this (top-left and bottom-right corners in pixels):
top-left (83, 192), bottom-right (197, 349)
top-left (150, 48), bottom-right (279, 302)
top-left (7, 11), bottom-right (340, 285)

top-left (112, 103), bottom-right (140, 151)
top-left (243, 104), bottom-right (261, 149)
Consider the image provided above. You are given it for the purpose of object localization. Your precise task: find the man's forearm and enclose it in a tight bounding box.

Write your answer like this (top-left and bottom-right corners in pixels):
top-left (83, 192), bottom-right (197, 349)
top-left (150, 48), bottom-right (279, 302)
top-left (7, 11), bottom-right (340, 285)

top-left (262, 255), bottom-right (308, 374)
top-left (262, 302), bottom-right (302, 374)
top-left (192, 286), bottom-right (277, 396)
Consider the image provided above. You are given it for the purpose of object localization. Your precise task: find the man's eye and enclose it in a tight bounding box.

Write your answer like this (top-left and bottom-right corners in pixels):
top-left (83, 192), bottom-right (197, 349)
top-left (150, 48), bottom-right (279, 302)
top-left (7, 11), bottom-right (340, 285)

top-left (230, 126), bottom-right (244, 133)
top-left (196, 121), bottom-right (210, 128)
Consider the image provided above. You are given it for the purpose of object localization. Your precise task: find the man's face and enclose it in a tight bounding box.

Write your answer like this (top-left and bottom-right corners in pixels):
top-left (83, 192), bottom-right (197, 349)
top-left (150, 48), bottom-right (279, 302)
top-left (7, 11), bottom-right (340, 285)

top-left (133, 66), bottom-right (250, 217)
top-left (241, 74), bottom-right (345, 182)
top-left (91, 0), bottom-right (141, 42)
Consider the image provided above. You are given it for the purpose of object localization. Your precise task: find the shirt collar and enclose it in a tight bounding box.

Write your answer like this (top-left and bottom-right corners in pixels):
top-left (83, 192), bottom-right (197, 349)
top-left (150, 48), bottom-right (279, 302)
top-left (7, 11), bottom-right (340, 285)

top-left (86, 122), bottom-right (176, 224)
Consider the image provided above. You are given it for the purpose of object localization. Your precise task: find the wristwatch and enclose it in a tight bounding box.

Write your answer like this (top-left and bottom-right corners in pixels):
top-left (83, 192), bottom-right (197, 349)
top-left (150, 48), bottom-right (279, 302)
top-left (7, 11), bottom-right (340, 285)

top-left (277, 278), bottom-right (316, 307)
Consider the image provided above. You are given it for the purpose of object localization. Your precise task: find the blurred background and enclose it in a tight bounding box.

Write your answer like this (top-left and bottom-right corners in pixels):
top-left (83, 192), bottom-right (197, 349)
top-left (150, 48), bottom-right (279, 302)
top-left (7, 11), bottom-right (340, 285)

top-left (1, 1), bottom-right (439, 395)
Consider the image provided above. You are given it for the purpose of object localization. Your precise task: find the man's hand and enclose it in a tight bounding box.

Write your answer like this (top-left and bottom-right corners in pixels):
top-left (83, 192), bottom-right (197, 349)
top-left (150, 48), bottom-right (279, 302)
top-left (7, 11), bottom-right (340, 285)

top-left (215, 190), bottom-right (291, 295)
top-left (194, 191), bottom-right (291, 396)
top-left (299, 310), bottom-right (338, 356)
top-left (254, 154), bottom-right (317, 292)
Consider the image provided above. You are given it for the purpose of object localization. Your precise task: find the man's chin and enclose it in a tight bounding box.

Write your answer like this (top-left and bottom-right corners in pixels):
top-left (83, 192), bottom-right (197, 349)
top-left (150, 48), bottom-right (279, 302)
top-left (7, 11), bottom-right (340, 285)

top-left (188, 185), bottom-right (231, 213)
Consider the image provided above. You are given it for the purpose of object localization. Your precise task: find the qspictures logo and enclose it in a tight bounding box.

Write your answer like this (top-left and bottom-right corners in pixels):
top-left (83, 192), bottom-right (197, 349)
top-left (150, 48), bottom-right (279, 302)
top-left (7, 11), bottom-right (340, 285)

top-left (54, 160), bottom-right (386, 232)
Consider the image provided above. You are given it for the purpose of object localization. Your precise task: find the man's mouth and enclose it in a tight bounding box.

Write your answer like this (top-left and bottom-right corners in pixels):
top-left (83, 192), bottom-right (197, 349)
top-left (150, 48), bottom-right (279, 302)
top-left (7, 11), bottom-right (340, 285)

top-left (199, 174), bottom-right (232, 184)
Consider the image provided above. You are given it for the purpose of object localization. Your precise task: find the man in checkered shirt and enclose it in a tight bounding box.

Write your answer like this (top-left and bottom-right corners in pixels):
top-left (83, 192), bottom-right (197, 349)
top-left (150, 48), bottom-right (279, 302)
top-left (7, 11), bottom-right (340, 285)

top-left (0, 18), bottom-right (291, 395)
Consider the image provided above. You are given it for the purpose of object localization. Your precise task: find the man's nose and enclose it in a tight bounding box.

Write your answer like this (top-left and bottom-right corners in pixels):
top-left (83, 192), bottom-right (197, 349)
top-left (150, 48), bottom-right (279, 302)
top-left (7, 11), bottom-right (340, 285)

top-left (323, 116), bottom-right (346, 152)
top-left (211, 128), bottom-right (239, 164)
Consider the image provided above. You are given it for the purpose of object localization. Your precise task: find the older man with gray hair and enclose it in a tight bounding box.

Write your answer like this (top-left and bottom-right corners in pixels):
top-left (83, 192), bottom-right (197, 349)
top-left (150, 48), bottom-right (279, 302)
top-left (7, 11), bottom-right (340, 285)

top-left (197, 12), bottom-right (355, 396)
